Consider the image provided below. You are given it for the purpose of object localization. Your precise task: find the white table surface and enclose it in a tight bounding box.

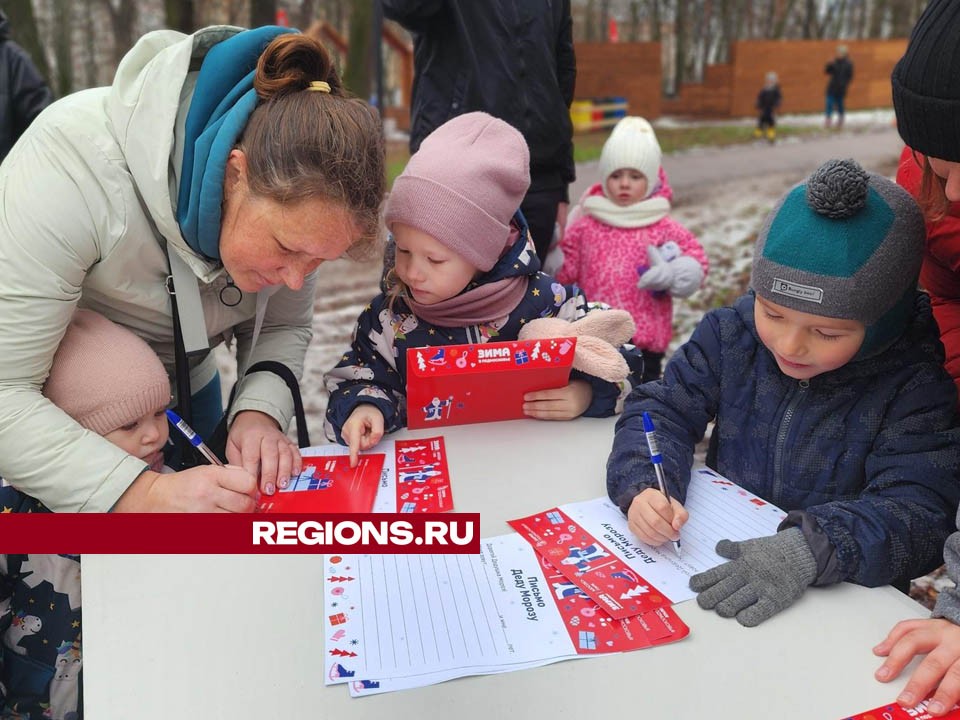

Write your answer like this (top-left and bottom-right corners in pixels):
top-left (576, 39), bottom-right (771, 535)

top-left (82, 416), bottom-right (929, 719)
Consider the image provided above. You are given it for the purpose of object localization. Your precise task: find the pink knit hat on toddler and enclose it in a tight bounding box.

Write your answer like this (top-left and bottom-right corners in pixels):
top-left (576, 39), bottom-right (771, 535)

top-left (385, 112), bottom-right (531, 272)
top-left (43, 309), bottom-right (172, 435)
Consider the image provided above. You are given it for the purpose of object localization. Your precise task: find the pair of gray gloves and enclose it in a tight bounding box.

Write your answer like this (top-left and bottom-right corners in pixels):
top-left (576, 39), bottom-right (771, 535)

top-left (689, 527), bottom-right (818, 627)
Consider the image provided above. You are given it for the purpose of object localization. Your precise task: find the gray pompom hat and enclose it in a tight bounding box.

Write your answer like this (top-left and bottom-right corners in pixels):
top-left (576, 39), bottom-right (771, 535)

top-left (751, 159), bottom-right (925, 358)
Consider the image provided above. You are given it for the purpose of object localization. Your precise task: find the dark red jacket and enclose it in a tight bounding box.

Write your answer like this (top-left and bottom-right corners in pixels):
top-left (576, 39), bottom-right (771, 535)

top-left (897, 145), bottom-right (960, 401)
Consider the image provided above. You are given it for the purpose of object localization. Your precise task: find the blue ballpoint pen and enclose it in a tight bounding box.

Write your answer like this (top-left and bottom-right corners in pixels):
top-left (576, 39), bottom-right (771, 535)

top-left (641, 411), bottom-right (682, 557)
top-left (166, 409), bottom-right (224, 467)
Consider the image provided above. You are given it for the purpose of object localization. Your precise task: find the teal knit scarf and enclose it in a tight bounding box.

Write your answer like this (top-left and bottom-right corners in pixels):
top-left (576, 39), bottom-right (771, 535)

top-left (176, 25), bottom-right (296, 260)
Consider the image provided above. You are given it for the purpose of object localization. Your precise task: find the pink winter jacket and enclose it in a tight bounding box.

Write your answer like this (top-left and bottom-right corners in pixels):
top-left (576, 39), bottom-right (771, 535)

top-left (556, 181), bottom-right (708, 353)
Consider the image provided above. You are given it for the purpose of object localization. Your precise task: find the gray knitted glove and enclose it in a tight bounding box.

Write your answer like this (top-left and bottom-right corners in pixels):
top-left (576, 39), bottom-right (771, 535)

top-left (668, 255), bottom-right (704, 298)
top-left (688, 527), bottom-right (817, 627)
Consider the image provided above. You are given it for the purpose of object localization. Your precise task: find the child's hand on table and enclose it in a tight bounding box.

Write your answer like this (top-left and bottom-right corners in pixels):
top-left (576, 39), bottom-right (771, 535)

top-left (342, 405), bottom-right (385, 467)
top-left (523, 379), bottom-right (592, 420)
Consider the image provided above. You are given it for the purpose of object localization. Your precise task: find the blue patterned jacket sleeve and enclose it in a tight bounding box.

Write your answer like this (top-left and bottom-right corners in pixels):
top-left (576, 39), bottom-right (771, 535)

top-left (606, 309), bottom-right (722, 510)
top-left (323, 295), bottom-right (407, 445)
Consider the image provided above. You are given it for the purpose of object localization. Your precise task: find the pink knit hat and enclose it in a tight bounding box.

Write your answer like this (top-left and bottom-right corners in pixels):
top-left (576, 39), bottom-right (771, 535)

top-left (385, 112), bottom-right (530, 272)
top-left (43, 309), bottom-right (172, 435)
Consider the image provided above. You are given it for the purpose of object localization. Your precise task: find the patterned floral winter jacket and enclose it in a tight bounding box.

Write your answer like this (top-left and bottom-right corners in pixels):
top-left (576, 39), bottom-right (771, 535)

top-left (324, 235), bottom-right (645, 443)
top-left (556, 182), bottom-right (708, 353)
top-left (607, 292), bottom-right (960, 589)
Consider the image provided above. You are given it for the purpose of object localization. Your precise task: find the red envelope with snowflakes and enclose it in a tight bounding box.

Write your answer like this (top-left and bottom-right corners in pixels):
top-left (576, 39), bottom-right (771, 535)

top-left (405, 337), bottom-right (576, 429)
top-left (509, 507), bottom-right (673, 620)
top-left (534, 552), bottom-right (689, 653)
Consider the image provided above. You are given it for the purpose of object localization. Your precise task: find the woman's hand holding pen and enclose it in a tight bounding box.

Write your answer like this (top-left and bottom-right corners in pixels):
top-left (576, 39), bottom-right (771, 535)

top-left (627, 487), bottom-right (688, 547)
top-left (226, 410), bottom-right (302, 496)
top-left (113, 466), bottom-right (258, 512)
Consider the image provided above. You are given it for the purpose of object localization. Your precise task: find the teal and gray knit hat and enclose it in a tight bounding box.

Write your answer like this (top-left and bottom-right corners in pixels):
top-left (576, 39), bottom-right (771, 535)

top-left (751, 158), bottom-right (924, 359)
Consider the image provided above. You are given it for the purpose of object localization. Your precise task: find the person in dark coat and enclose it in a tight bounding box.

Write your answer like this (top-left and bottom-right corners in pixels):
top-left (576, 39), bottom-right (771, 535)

top-left (608, 158), bottom-right (960, 630)
top-left (0, 9), bottom-right (51, 163)
top-left (381, 0), bottom-right (576, 263)
top-left (824, 44), bottom-right (853, 129)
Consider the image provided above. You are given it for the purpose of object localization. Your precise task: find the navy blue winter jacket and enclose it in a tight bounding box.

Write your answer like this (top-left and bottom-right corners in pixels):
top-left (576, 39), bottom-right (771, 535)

top-left (325, 236), bottom-right (644, 442)
top-left (607, 291), bottom-right (960, 588)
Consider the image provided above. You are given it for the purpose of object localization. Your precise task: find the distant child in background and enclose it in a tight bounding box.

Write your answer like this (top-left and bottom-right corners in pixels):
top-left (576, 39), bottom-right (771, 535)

top-left (754, 71), bottom-right (782, 142)
top-left (556, 117), bottom-right (708, 383)
top-left (1, 309), bottom-right (173, 720)
top-left (607, 158), bottom-right (960, 628)
top-left (324, 112), bottom-right (644, 463)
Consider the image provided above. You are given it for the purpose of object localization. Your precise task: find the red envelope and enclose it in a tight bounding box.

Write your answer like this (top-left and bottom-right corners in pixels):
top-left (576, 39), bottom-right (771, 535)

top-left (258, 454), bottom-right (384, 513)
top-left (509, 507), bottom-right (672, 620)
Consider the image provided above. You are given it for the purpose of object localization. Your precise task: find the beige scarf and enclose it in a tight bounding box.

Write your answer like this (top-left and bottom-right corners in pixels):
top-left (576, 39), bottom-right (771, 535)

top-left (582, 194), bottom-right (671, 228)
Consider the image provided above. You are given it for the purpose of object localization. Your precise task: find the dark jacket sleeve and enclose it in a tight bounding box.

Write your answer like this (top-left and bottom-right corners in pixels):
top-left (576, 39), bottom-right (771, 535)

top-left (323, 297), bottom-right (407, 444)
top-left (381, 0), bottom-right (445, 32)
top-left (782, 371), bottom-right (960, 588)
top-left (5, 42), bottom-right (51, 141)
top-left (555, 0), bottom-right (576, 192)
top-left (606, 311), bottom-right (723, 512)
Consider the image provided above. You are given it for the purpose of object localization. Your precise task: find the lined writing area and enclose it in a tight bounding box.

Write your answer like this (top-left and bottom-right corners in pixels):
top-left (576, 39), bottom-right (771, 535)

top-left (561, 468), bottom-right (786, 604)
top-left (357, 553), bottom-right (508, 676)
top-left (677, 468), bottom-right (787, 571)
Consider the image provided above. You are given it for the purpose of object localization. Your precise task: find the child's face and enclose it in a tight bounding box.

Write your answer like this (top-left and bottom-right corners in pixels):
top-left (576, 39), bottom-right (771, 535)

top-left (928, 157), bottom-right (960, 202)
top-left (754, 296), bottom-right (865, 380)
top-left (605, 169), bottom-right (649, 206)
top-left (103, 408), bottom-right (169, 473)
top-left (393, 223), bottom-right (478, 305)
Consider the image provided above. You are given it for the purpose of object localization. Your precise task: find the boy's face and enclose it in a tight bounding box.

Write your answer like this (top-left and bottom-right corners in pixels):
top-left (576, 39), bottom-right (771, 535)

top-left (605, 169), bottom-right (649, 206)
top-left (393, 223), bottom-right (478, 305)
top-left (103, 408), bottom-right (169, 473)
top-left (754, 296), bottom-right (865, 380)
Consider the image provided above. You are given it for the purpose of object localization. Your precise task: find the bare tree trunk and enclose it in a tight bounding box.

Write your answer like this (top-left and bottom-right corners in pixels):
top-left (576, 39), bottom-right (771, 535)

top-left (99, 0), bottom-right (138, 68)
top-left (674, 0), bottom-right (686, 90)
top-left (51, 0), bottom-right (73, 96)
top-left (5, 0), bottom-right (50, 82)
top-left (628, 1), bottom-right (640, 42)
top-left (344, 0), bottom-right (372, 100)
top-left (600, 0), bottom-right (610, 40)
top-left (772, 0), bottom-right (799, 38)
top-left (869, 0), bottom-right (888, 37)
top-left (250, 0), bottom-right (276, 26)
top-left (585, 0), bottom-right (597, 41)
top-left (300, 0), bottom-right (317, 28)
top-left (165, 0), bottom-right (194, 32)
top-left (650, 0), bottom-right (662, 41)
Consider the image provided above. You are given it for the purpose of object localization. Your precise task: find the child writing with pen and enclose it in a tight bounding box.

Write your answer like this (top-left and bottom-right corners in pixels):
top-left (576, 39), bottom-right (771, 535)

top-left (607, 158), bottom-right (960, 628)
top-left (324, 112), bottom-right (645, 463)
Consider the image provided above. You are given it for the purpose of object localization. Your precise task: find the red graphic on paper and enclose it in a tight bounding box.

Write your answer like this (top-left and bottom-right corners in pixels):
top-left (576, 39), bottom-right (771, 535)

top-left (258, 454), bottom-right (385, 513)
top-left (536, 554), bottom-right (688, 653)
top-left (509, 508), bottom-right (670, 620)
top-left (394, 436), bottom-right (453, 513)
top-left (329, 648), bottom-right (357, 658)
top-left (405, 338), bottom-right (576, 429)
top-left (328, 613), bottom-right (347, 626)
top-left (842, 701), bottom-right (960, 720)
top-left (327, 576), bottom-right (355, 583)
